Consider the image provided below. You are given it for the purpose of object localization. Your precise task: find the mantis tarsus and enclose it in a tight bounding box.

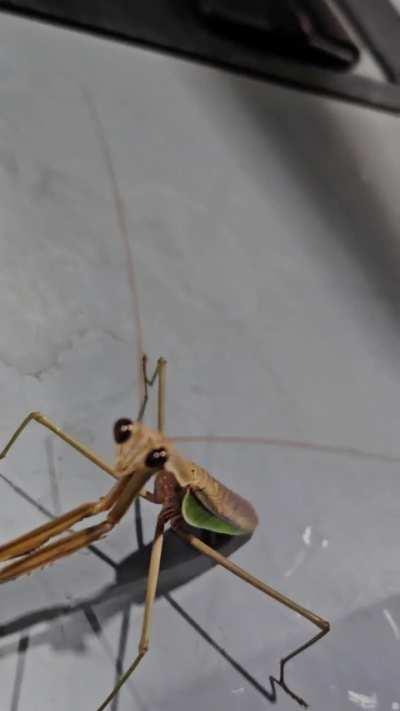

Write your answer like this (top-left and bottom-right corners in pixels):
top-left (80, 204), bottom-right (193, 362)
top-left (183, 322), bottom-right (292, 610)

top-left (0, 356), bottom-right (330, 710)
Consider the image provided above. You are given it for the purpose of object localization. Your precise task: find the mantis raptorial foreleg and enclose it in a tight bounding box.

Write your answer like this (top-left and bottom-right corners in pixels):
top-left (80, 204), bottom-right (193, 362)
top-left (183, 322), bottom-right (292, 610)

top-left (0, 477), bottom-right (130, 563)
top-left (173, 525), bottom-right (329, 708)
top-left (96, 517), bottom-right (166, 711)
top-left (0, 521), bottom-right (113, 583)
top-left (0, 471), bottom-right (148, 584)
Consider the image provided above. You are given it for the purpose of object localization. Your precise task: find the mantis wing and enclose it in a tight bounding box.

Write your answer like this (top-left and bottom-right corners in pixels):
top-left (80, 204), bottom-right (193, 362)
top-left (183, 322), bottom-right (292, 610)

top-left (181, 491), bottom-right (246, 536)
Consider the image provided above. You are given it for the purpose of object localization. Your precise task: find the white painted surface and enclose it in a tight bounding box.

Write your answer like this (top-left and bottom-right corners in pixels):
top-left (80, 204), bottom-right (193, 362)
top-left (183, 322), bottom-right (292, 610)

top-left (0, 9), bottom-right (399, 711)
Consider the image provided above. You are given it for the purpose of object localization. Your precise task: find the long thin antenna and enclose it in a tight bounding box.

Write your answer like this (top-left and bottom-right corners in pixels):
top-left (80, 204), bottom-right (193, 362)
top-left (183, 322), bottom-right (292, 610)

top-left (82, 88), bottom-right (145, 405)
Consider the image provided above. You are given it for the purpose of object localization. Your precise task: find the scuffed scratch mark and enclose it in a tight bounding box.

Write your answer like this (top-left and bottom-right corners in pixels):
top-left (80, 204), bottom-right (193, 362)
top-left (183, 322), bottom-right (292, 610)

top-left (284, 550), bottom-right (306, 578)
top-left (383, 609), bottom-right (400, 640)
top-left (30, 327), bottom-right (127, 381)
top-left (321, 539), bottom-right (329, 548)
top-left (302, 525), bottom-right (312, 546)
top-left (348, 690), bottom-right (378, 709)
top-left (0, 327), bottom-right (129, 382)
top-left (232, 687), bottom-right (245, 694)
top-left (392, 703), bottom-right (400, 710)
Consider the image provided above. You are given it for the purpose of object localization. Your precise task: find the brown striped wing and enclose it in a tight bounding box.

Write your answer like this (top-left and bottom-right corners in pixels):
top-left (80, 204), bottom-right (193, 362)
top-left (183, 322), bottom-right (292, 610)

top-left (189, 464), bottom-right (259, 535)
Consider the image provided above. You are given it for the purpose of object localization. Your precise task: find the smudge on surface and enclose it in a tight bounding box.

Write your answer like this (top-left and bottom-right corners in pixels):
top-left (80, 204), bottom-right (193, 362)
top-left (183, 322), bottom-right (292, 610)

top-left (302, 525), bottom-right (312, 546)
top-left (383, 609), bottom-right (400, 640)
top-left (284, 550), bottom-right (306, 578)
top-left (348, 690), bottom-right (378, 709)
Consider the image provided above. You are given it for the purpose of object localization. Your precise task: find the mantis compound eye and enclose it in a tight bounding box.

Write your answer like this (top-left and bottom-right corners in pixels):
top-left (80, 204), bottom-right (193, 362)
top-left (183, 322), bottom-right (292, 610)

top-left (113, 418), bottom-right (133, 444)
top-left (145, 448), bottom-right (169, 468)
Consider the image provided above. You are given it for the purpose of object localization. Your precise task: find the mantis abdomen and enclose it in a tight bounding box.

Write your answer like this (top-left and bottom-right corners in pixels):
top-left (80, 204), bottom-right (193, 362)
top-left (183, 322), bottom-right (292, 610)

top-left (192, 465), bottom-right (259, 535)
top-left (169, 451), bottom-right (259, 535)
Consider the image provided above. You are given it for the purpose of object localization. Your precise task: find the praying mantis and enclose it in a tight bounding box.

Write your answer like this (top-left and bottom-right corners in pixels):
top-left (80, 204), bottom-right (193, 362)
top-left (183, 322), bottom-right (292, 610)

top-left (0, 355), bottom-right (330, 710)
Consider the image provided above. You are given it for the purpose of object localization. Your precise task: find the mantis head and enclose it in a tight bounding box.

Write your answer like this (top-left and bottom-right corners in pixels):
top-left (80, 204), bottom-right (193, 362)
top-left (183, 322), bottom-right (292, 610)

top-left (113, 418), bottom-right (169, 478)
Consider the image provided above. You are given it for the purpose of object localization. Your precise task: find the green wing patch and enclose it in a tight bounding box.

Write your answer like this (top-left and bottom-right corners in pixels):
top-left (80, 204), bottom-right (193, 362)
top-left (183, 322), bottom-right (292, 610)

top-left (182, 491), bottom-right (245, 536)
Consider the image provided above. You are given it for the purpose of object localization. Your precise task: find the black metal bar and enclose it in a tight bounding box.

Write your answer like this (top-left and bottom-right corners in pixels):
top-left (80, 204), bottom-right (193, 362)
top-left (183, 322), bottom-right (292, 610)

top-left (338, 0), bottom-right (400, 82)
top-left (1, 0), bottom-right (400, 113)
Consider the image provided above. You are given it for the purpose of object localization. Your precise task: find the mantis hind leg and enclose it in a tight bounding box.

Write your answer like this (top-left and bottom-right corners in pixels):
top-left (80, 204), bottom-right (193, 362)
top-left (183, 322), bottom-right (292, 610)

top-left (95, 516), bottom-right (166, 711)
top-left (173, 524), bottom-right (329, 709)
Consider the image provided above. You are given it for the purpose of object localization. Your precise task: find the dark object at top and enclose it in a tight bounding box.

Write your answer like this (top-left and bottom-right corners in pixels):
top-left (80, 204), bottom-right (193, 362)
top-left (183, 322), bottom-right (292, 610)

top-left (199, 0), bottom-right (359, 70)
top-left (1, 0), bottom-right (400, 113)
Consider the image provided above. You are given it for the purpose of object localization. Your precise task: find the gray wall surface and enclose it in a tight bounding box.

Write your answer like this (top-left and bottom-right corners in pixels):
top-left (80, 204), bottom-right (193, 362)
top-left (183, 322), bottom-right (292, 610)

top-left (0, 10), bottom-right (399, 711)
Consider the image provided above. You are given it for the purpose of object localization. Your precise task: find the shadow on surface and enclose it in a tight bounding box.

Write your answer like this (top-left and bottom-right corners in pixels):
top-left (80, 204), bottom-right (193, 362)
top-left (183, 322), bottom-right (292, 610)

top-left (0, 476), bottom-right (321, 709)
top-left (0, 527), bottom-right (247, 644)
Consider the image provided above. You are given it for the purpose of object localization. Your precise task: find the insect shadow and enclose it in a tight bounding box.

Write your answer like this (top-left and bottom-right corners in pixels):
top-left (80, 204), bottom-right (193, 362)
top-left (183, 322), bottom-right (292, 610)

top-left (0, 480), bottom-right (296, 709)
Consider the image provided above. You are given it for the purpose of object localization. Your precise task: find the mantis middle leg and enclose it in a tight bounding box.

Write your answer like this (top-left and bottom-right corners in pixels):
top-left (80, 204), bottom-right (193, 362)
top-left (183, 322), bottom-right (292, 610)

top-left (0, 411), bottom-right (117, 478)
